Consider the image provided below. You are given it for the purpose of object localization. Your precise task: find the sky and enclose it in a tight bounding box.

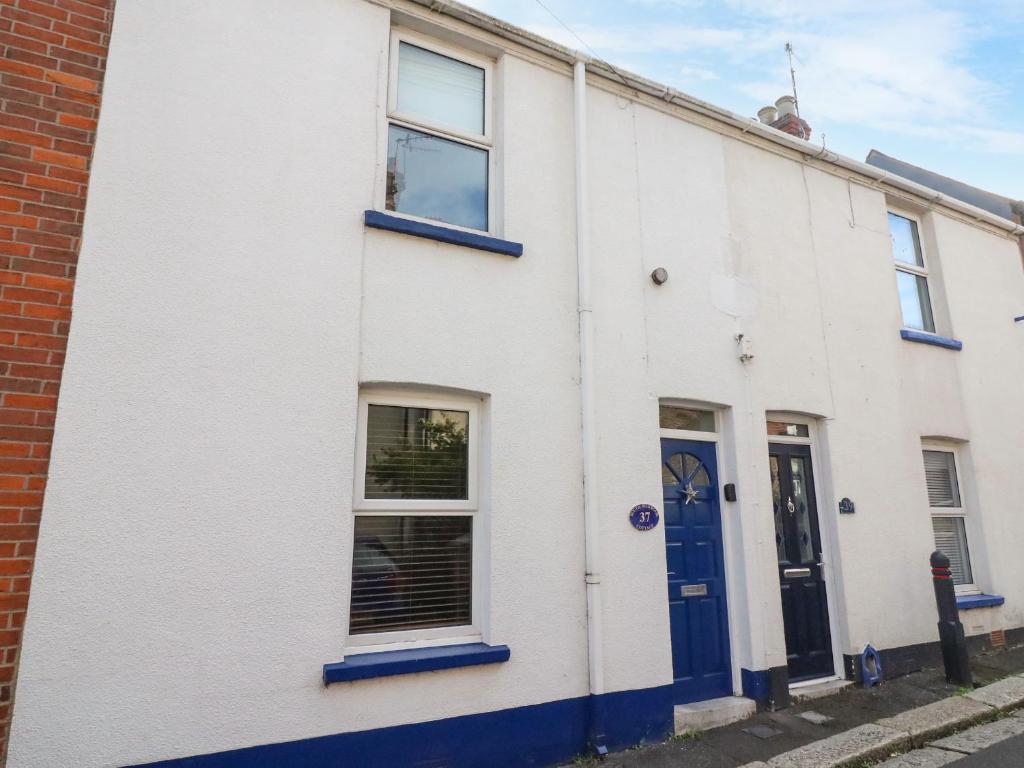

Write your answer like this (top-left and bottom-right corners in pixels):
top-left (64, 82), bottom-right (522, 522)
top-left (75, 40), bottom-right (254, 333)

top-left (460, 0), bottom-right (1024, 200)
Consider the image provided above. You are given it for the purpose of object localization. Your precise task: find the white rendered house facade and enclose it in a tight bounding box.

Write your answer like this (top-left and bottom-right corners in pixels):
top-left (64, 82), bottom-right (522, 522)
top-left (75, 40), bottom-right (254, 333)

top-left (7, 1), bottom-right (1024, 766)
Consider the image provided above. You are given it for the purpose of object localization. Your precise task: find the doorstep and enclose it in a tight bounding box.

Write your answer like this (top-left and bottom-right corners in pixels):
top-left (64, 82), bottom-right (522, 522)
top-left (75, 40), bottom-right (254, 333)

top-left (674, 696), bottom-right (757, 732)
top-left (789, 679), bottom-right (852, 703)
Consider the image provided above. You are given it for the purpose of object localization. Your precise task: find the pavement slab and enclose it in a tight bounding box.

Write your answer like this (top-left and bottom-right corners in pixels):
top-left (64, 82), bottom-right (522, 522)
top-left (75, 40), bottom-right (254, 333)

top-left (965, 674), bottom-right (1024, 710)
top-left (928, 714), bottom-right (1024, 755)
top-left (797, 711), bottom-right (834, 725)
top-left (877, 695), bottom-right (994, 741)
top-left (872, 747), bottom-right (963, 767)
top-left (765, 723), bottom-right (910, 768)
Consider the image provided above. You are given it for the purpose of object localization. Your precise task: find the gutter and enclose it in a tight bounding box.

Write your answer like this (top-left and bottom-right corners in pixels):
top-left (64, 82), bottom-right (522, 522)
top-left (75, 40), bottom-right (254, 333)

top-left (396, 0), bottom-right (1024, 239)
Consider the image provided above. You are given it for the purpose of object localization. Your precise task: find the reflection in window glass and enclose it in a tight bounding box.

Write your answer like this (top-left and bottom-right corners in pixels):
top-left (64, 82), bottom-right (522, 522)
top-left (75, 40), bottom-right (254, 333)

top-left (397, 42), bottom-right (485, 136)
top-left (770, 456), bottom-right (787, 563)
top-left (386, 125), bottom-right (488, 231)
top-left (350, 515), bottom-right (472, 634)
top-left (767, 421), bottom-right (809, 437)
top-left (790, 457), bottom-right (815, 564)
top-left (896, 270), bottom-right (935, 332)
top-left (365, 404), bottom-right (469, 500)
top-left (659, 406), bottom-right (715, 432)
top-left (888, 213), bottom-right (924, 267)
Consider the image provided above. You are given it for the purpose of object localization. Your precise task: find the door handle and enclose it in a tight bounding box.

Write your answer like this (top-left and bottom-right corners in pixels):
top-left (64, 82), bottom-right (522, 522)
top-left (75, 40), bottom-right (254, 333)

top-left (783, 567), bottom-right (812, 578)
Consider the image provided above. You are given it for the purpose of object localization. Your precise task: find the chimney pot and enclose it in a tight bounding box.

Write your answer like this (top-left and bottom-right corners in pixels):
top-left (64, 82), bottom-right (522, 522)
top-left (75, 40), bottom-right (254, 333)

top-left (775, 95), bottom-right (797, 118)
top-left (757, 106), bottom-right (778, 125)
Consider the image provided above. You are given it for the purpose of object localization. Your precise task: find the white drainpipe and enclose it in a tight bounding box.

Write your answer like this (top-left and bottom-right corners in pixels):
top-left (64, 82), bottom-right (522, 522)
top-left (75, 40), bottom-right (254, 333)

top-left (574, 58), bottom-right (607, 752)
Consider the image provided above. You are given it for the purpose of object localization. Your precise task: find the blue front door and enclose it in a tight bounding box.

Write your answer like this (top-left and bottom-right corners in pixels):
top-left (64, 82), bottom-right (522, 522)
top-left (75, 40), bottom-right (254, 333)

top-left (662, 438), bottom-right (732, 704)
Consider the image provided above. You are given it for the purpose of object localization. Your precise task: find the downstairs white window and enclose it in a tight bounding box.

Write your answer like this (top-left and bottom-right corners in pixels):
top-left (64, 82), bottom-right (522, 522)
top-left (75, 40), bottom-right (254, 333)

top-left (350, 391), bottom-right (481, 644)
top-left (923, 446), bottom-right (976, 592)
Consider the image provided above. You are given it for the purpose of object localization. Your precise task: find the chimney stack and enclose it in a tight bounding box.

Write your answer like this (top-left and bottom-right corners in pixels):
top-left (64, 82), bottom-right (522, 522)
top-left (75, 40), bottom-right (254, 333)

top-left (767, 95), bottom-right (811, 140)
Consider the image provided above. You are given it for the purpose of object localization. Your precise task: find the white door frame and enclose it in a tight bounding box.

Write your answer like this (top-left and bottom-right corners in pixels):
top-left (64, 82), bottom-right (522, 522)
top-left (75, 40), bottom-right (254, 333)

top-left (659, 402), bottom-right (744, 698)
top-left (766, 413), bottom-right (845, 686)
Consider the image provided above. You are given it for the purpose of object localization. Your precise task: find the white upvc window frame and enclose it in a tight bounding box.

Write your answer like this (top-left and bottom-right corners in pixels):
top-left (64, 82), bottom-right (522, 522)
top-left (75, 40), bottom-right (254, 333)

top-left (382, 28), bottom-right (496, 236)
top-left (348, 389), bottom-right (483, 652)
top-left (922, 441), bottom-right (978, 596)
top-left (888, 208), bottom-right (936, 334)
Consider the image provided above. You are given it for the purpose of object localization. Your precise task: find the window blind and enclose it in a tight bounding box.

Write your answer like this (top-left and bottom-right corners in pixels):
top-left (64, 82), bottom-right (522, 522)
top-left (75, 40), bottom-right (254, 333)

top-left (365, 405), bottom-right (469, 500)
top-left (923, 450), bottom-right (960, 507)
top-left (350, 516), bottom-right (472, 634)
top-left (397, 42), bottom-right (485, 135)
top-left (931, 516), bottom-right (973, 585)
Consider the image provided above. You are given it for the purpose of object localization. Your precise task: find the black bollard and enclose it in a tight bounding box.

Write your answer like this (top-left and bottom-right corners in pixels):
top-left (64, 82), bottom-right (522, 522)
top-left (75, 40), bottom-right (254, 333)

top-left (931, 551), bottom-right (973, 687)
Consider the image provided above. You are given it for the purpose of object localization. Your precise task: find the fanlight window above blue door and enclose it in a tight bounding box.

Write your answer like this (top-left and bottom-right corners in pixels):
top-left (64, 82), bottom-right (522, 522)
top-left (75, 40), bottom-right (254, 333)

top-left (662, 452), bottom-right (711, 489)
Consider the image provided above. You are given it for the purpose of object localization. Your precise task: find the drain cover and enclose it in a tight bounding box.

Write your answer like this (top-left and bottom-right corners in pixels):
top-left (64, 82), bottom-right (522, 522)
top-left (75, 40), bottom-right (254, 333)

top-left (744, 724), bottom-right (783, 740)
top-left (798, 711), bottom-right (834, 725)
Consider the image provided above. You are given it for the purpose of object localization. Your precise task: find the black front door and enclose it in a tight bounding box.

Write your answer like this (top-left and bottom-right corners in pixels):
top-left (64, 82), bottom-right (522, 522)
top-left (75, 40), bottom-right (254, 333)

top-left (769, 443), bottom-right (834, 682)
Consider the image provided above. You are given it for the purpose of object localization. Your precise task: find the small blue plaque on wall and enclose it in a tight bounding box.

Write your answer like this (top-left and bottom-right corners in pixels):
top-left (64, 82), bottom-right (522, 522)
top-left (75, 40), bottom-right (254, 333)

top-left (629, 504), bottom-right (660, 531)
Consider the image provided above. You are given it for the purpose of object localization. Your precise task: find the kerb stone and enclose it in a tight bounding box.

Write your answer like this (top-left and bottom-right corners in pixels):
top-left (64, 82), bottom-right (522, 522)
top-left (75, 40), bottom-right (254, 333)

top-left (928, 714), bottom-right (1024, 754)
top-left (872, 747), bottom-right (963, 767)
top-left (966, 675), bottom-right (1024, 710)
top-left (876, 695), bottom-right (993, 741)
top-left (766, 723), bottom-right (909, 768)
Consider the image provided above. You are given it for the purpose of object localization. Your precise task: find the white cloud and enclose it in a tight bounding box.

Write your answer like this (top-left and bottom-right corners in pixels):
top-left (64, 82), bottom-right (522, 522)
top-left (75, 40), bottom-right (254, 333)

top-left (459, 0), bottom-right (1024, 157)
top-left (678, 65), bottom-right (719, 82)
top-left (717, 2), bottom-right (1022, 155)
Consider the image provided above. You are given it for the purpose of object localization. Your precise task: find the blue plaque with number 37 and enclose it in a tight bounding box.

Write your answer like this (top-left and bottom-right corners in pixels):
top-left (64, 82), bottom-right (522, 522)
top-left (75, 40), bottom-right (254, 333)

top-left (629, 504), bottom-right (660, 531)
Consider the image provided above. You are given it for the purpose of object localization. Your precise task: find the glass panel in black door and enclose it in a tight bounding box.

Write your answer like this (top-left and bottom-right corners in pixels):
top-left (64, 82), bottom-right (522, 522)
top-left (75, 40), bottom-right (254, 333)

top-left (769, 442), bottom-right (834, 682)
top-left (662, 438), bottom-right (732, 704)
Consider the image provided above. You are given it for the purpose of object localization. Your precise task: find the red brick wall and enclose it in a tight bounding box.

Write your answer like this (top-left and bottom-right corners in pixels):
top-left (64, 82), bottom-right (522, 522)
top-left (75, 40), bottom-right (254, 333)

top-left (0, 0), bottom-right (114, 760)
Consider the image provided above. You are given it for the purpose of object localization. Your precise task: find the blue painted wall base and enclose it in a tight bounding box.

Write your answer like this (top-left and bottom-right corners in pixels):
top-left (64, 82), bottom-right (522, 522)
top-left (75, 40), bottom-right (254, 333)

top-left (130, 685), bottom-right (673, 768)
top-left (740, 666), bottom-right (790, 710)
top-left (741, 668), bottom-right (769, 702)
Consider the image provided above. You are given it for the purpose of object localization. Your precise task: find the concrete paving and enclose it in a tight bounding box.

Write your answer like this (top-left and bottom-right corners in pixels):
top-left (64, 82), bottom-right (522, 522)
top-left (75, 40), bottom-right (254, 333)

top-left (927, 714), bottom-right (1024, 755)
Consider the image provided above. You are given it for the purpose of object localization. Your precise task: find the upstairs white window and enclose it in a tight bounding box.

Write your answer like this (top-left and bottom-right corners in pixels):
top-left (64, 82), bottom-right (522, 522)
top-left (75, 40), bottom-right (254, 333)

top-left (385, 34), bottom-right (492, 233)
top-left (351, 391), bottom-right (481, 643)
top-left (923, 447), bottom-right (975, 591)
top-left (889, 212), bottom-right (935, 332)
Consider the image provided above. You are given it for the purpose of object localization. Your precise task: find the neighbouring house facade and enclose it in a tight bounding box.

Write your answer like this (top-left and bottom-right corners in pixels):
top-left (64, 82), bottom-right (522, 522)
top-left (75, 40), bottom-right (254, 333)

top-left (3, 1), bottom-right (1024, 767)
top-left (866, 150), bottom-right (1024, 273)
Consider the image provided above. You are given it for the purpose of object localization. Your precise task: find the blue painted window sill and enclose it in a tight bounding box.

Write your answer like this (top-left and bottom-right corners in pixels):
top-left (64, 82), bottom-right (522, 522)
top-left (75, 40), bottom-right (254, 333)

top-left (956, 594), bottom-right (1004, 610)
top-left (364, 211), bottom-right (523, 258)
top-left (900, 329), bottom-right (963, 351)
top-left (323, 642), bottom-right (510, 685)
